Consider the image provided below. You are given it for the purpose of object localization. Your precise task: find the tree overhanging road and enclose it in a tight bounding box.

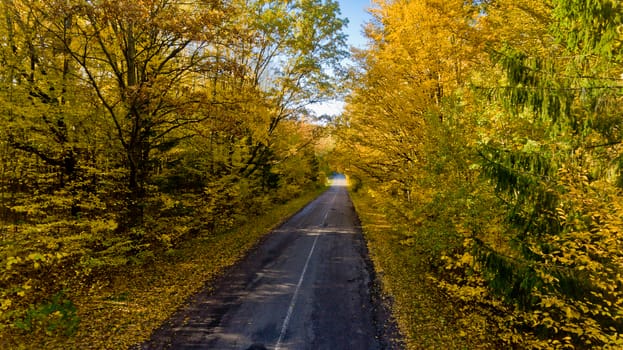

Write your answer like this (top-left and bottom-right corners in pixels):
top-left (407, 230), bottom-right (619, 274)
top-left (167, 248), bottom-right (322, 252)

top-left (138, 176), bottom-right (400, 349)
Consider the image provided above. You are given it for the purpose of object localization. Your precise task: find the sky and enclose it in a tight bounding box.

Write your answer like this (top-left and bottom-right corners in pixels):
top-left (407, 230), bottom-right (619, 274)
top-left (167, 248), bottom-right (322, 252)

top-left (338, 0), bottom-right (372, 49)
top-left (308, 0), bottom-right (372, 117)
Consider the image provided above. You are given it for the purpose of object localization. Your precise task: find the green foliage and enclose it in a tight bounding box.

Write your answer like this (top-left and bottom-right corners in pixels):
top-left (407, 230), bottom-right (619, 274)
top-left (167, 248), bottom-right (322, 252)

top-left (14, 290), bottom-right (79, 337)
top-left (350, 186), bottom-right (495, 349)
top-left (553, 0), bottom-right (623, 60)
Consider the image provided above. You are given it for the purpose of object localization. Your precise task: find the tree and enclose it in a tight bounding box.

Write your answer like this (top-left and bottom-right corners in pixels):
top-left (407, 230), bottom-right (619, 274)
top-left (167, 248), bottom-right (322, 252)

top-left (336, 0), bottom-right (481, 205)
top-left (0, 0), bottom-right (107, 219)
top-left (25, 0), bottom-right (237, 228)
top-left (226, 0), bottom-right (348, 183)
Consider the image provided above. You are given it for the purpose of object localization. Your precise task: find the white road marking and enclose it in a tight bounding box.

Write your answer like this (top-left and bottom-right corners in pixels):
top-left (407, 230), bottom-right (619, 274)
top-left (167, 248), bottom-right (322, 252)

top-left (274, 189), bottom-right (338, 350)
top-left (322, 190), bottom-right (338, 226)
top-left (274, 233), bottom-right (319, 350)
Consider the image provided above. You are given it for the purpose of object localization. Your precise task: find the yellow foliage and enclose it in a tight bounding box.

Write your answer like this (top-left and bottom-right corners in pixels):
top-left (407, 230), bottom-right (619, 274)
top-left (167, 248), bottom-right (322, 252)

top-left (339, 0), bottom-right (623, 348)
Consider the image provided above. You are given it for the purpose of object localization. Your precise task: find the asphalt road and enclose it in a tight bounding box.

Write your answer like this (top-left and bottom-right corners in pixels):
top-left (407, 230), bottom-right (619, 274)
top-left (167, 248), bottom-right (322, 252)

top-left (140, 176), bottom-right (396, 349)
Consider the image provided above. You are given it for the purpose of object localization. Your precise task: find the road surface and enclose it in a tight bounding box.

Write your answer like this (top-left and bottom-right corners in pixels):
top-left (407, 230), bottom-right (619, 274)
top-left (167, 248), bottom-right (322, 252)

top-left (139, 176), bottom-right (397, 349)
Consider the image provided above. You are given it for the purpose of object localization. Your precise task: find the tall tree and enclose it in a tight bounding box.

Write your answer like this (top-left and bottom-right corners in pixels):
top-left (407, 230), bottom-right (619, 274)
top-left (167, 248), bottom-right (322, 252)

top-left (30, 0), bottom-right (235, 228)
top-left (227, 0), bottom-right (348, 183)
top-left (337, 0), bottom-right (481, 203)
top-left (469, 0), bottom-right (623, 346)
top-left (0, 0), bottom-right (102, 218)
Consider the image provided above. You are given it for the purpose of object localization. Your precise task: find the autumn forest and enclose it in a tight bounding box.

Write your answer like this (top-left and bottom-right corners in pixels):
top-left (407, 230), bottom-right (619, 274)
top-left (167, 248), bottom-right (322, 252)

top-left (1, 0), bottom-right (344, 347)
top-left (2, 0), bottom-right (623, 349)
top-left (338, 0), bottom-right (623, 348)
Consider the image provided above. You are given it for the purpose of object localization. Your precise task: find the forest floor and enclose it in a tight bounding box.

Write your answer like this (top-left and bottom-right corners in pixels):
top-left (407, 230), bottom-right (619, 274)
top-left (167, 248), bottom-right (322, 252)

top-left (2, 188), bottom-right (327, 350)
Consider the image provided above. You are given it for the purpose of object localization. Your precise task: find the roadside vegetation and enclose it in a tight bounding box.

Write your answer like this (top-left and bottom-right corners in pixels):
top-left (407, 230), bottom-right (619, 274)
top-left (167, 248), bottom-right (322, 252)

top-left (352, 188), bottom-right (495, 349)
top-left (2, 187), bottom-right (325, 349)
top-left (337, 0), bottom-right (623, 348)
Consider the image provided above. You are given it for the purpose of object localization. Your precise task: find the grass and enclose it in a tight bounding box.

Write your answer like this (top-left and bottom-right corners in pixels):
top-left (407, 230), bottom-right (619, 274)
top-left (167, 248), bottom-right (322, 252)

top-left (2, 187), bottom-right (327, 350)
top-left (350, 189), bottom-right (495, 349)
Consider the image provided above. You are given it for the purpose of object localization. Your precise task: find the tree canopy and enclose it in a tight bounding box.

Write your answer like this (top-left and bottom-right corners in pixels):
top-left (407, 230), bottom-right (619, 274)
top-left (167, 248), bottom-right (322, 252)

top-left (335, 0), bottom-right (623, 347)
top-left (0, 0), bottom-right (345, 343)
